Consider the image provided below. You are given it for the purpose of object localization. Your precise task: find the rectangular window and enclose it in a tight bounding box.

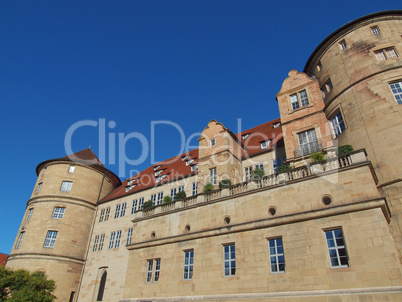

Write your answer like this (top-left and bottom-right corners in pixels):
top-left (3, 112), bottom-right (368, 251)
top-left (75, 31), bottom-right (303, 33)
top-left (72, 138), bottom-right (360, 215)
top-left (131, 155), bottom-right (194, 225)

top-left (127, 228), bottom-right (133, 245)
top-left (171, 188), bottom-right (177, 200)
top-left (157, 192), bottom-right (164, 205)
top-left (36, 182), bottom-right (42, 194)
top-left (255, 163), bottom-right (264, 172)
top-left (93, 235), bottom-right (99, 252)
top-left (183, 250), bottom-right (194, 280)
top-left (389, 81), bottom-right (402, 104)
top-left (321, 78), bottom-right (333, 96)
top-left (114, 204), bottom-right (121, 219)
top-left (325, 229), bottom-right (349, 268)
top-left (16, 231), bottom-right (24, 249)
top-left (120, 202), bottom-right (126, 217)
top-left (104, 207), bottom-right (110, 221)
top-left (99, 209), bottom-right (105, 222)
top-left (146, 259), bottom-right (161, 283)
top-left (330, 111), bottom-right (346, 137)
top-left (146, 260), bottom-right (153, 283)
top-left (339, 39), bottom-right (347, 50)
top-left (151, 194), bottom-right (156, 206)
top-left (371, 26), bottom-right (380, 35)
top-left (290, 90), bottom-right (309, 110)
top-left (245, 166), bottom-right (252, 182)
top-left (132, 199), bottom-right (138, 214)
top-left (68, 166), bottom-right (75, 173)
top-left (114, 230), bottom-right (122, 248)
top-left (223, 244), bottom-right (236, 276)
top-left (298, 129), bottom-right (319, 156)
top-left (268, 238), bottom-right (285, 273)
top-left (108, 231), bottom-right (115, 249)
top-left (273, 158), bottom-right (285, 173)
top-left (26, 208), bottom-right (33, 220)
top-left (52, 207), bottom-right (65, 219)
top-left (98, 234), bottom-right (105, 251)
top-left (316, 60), bottom-right (322, 72)
top-left (192, 182), bottom-right (198, 196)
top-left (60, 181), bottom-right (72, 192)
top-left (138, 198), bottom-right (144, 210)
top-left (44, 231), bottom-right (58, 248)
top-left (375, 47), bottom-right (398, 61)
top-left (210, 138), bottom-right (216, 146)
top-left (210, 168), bottom-right (217, 185)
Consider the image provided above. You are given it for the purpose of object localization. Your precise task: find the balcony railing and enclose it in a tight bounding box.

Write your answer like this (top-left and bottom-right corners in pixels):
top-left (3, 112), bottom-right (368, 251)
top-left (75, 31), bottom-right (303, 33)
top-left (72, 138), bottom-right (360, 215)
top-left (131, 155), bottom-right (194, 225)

top-left (135, 150), bottom-right (367, 220)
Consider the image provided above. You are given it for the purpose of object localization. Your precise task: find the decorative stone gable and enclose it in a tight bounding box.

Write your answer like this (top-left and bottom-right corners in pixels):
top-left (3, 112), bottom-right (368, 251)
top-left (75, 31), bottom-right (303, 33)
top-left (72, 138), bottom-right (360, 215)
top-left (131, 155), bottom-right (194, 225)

top-left (276, 70), bottom-right (334, 160)
top-left (197, 120), bottom-right (245, 189)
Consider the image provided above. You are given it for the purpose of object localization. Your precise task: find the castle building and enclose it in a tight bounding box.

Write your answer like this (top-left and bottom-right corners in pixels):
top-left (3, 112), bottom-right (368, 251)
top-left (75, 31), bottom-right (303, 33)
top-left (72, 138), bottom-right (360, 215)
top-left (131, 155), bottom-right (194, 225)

top-left (6, 10), bottom-right (402, 302)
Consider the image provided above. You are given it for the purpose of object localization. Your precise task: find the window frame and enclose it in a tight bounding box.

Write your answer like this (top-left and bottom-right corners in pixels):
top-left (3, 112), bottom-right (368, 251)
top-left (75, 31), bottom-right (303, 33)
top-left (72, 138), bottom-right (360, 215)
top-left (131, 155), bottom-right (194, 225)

top-left (16, 231), bottom-right (25, 249)
top-left (324, 228), bottom-right (349, 268)
top-left (114, 230), bottom-right (122, 248)
top-left (389, 81), bottom-right (402, 105)
top-left (192, 182), bottom-right (198, 196)
top-left (244, 166), bottom-right (253, 182)
top-left (330, 111), bottom-right (346, 137)
top-left (52, 207), bottom-right (65, 219)
top-left (210, 138), bottom-right (216, 147)
top-left (60, 181), bottom-right (73, 192)
top-left (44, 231), bottom-right (58, 248)
top-left (210, 168), bottom-right (217, 186)
top-left (268, 238), bottom-right (285, 273)
top-left (36, 182), bottom-right (43, 194)
top-left (98, 234), bottom-right (105, 251)
top-left (371, 26), bottom-right (380, 35)
top-left (26, 208), bottom-right (33, 220)
top-left (114, 204), bottom-right (121, 219)
top-left (126, 227), bottom-right (133, 245)
top-left (183, 250), bottom-right (194, 280)
top-left (108, 231), bottom-right (116, 249)
top-left (289, 89), bottom-right (309, 111)
top-left (157, 192), bottom-right (164, 205)
top-left (297, 128), bottom-right (320, 156)
top-left (68, 165), bottom-right (75, 173)
top-left (339, 39), bottom-right (347, 50)
top-left (223, 244), bottom-right (236, 277)
top-left (374, 47), bottom-right (398, 61)
top-left (120, 202), bottom-right (126, 217)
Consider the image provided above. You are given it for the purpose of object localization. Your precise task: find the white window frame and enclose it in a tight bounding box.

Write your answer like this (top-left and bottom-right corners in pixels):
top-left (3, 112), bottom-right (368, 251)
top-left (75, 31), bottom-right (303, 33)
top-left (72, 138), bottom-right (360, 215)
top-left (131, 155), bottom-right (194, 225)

top-left (120, 202), bottom-right (126, 217)
top-left (52, 207), bottom-right (65, 219)
top-left (375, 47), bottom-right (398, 61)
top-left (325, 229), bottom-right (349, 268)
top-left (114, 204), bottom-right (121, 219)
top-left (242, 133), bottom-right (249, 139)
top-left (290, 89), bottom-right (309, 110)
top-left (16, 231), bottom-right (24, 249)
top-left (98, 234), bottom-right (105, 251)
top-left (104, 207), bottom-right (110, 221)
top-left (223, 244), bottom-right (236, 276)
top-left (330, 111), bottom-right (346, 137)
top-left (44, 231), bottom-right (58, 248)
top-left (210, 138), bottom-right (216, 147)
top-left (389, 81), bottom-right (402, 105)
top-left (68, 166), bottom-right (75, 173)
top-left (191, 164), bottom-right (198, 172)
top-left (297, 129), bottom-right (319, 156)
top-left (60, 181), bottom-right (73, 192)
top-left (245, 166), bottom-right (252, 182)
top-left (126, 228), bottom-right (133, 245)
top-left (157, 192), bottom-right (164, 205)
top-left (99, 209), bottom-right (105, 222)
top-left (26, 208), bottom-right (33, 220)
top-left (183, 250), bottom-right (194, 280)
top-left (192, 182), bottom-right (198, 196)
top-left (114, 230), bottom-right (122, 248)
top-left (93, 235), bottom-right (99, 252)
top-left (260, 140), bottom-right (271, 149)
top-left (371, 26), bottom-right (380, 35)
top-left (146, 259), bottom-right (161, 283)
top-left (268, 238), bottom-right (285, 273)
top-left (210, 168), bottom-right (217, 186)
top-left (108, 231), bottom-right (116, 249)
top-left (339, 39), bottom-right (347, 50)
top-left (132, 199), bottom-right (138, 214)
top-left (146, 260), bottom-right (153, 283)
top-left (151, 194), bottom-right (156, 206)
top-left (138, 198), bottom-right (144, 210)
top-left (36, 182), bottom-right (42, 194)
top-left (171, 188), bottom-right (177, 200)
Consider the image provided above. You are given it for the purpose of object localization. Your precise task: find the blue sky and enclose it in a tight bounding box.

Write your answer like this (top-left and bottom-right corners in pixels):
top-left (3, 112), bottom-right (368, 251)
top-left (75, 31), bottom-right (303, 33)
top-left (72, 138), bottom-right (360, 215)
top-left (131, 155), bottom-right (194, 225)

top-left (0, 1), bottom-right (400, 254)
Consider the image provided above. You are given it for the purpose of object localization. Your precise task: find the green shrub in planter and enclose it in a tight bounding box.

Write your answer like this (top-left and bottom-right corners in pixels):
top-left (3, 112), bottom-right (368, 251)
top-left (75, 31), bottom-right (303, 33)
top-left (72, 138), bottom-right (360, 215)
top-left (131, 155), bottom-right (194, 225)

top-left (175, 191), bottom-right (187, 200)
top-left (310, 151), bottom-right (325, 162)
top-left (163, 196), bottom-right (172, 204)
top-left (337, 145), bottom-right (353, 156)
top-left (219, 179), bottom-right (231, 189)
top-left (204, 183), bottom-right (214, 192)
top-left (277, 164), bottom-right (290, 172)
top-left (143, 200), bottom-right (153, 210)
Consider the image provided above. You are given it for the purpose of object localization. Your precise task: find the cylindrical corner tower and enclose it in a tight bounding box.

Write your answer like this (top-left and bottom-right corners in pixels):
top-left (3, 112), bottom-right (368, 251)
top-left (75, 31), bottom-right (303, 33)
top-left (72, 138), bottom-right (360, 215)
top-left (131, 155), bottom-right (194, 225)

top-left (6, 149), bottom-right (121, 301)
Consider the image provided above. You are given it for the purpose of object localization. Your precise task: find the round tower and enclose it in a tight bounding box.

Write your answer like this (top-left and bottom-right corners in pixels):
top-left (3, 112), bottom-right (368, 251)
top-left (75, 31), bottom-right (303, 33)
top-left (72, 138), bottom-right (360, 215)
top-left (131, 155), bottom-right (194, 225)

top-left (6, 149), bottom-right (121, 301)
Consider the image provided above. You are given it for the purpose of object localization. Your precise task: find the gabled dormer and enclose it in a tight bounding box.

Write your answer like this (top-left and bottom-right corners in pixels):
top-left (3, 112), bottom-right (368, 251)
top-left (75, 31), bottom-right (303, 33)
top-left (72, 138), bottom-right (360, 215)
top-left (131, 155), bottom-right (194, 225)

top-left (197, 120), bottom-right (246, 189)
top-left (276, 70), bottom-right (333, 160)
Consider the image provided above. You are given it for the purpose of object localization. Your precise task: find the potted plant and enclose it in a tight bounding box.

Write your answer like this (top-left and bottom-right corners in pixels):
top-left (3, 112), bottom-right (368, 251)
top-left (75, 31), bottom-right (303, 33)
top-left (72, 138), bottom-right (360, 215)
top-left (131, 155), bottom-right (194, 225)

top-left (174, 191), bottom-right (187, 200)
top-left (204, 183), bottom-right (214, 192)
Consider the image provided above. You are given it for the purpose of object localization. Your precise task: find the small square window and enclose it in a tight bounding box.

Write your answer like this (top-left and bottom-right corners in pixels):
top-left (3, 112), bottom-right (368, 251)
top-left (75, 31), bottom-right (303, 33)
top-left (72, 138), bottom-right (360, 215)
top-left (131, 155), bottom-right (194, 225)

top-left (68, 166), bottom-right (75, 173)
top-left (210, 138), bottom-right (216, 147)
top-left (60, 181), bottom-right (72, 192)
top-left (339, 39), bottom-right (347, 50)
top-left (52, 207), bottom-right (65, 219)
top-left (371, 26), bottom-right (380, 35)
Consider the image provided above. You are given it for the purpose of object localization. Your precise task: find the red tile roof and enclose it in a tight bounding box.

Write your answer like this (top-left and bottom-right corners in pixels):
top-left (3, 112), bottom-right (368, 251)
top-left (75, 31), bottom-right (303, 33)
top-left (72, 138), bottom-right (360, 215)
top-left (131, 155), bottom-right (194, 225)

top-left (0, 253), bottom-right (7, 267)
top-left (100, 118), bottom-right (282, 203)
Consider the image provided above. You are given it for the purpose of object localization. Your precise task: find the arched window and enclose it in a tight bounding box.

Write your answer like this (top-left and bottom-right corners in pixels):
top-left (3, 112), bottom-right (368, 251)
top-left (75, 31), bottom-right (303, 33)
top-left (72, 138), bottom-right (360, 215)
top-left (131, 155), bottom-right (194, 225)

top-left (97, 270), bottom-right (107, 301)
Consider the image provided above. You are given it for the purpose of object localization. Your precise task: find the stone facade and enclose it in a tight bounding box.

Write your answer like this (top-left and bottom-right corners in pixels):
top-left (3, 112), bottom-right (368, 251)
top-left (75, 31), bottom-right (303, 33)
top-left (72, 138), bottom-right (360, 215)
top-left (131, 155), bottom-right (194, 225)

top-left (6, 10), bottom-right (402, 302)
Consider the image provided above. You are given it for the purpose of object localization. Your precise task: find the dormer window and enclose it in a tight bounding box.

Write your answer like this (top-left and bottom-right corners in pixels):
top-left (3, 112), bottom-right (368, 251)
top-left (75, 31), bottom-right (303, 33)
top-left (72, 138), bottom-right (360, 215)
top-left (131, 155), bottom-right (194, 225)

top-left (290, 90), bottom-right (309, 110)
top-left (210, 138), bottom-right (216, 147)
top-left (242, 133), bottom-right (250, 140)
top-left (127, 179), bottom-right (137, 186)
top-left (154, 165), bottom-right (161, 171)
top-left (125, 184), bottom-right (137, 192)
top-left (186, 158), bottom-right (194, 166)
top-left (181, 156), bottom-right (188, 161)
top-left (273, 122), bottom-right (280, 128)
top-left (339, 39), bottom-right (347, 50)
top-left (191, 164), bottom-right (198, 172)
top-left (155, 170), bottom-right (163, 177)
top-left (261, 140), bottom-right (271, 149)
top-left (156, 174), bottom-right (167, 183)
